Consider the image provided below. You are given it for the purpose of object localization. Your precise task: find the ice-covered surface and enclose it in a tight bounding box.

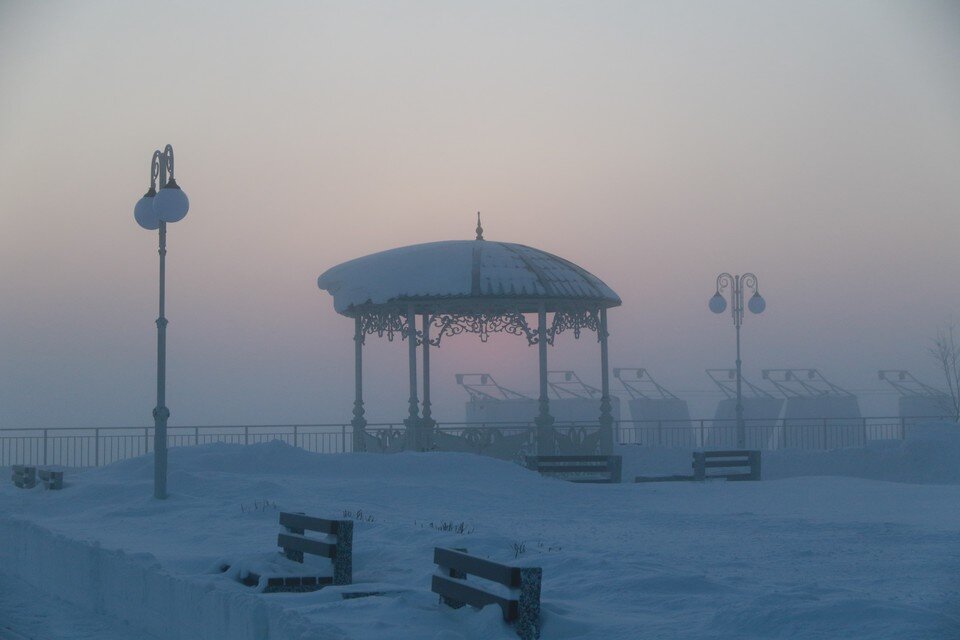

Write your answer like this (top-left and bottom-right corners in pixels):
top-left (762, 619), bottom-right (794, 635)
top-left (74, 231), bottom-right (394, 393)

top-left (317, 240), bottom-right (620, 313)
top-left (2, 431), bottom-right (960, 639)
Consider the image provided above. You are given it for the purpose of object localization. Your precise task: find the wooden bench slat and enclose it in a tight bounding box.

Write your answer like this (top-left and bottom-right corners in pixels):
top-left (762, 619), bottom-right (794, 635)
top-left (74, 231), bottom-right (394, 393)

top-left (431, 575), bottom-right (518, 621)
top-left (526, 455), bottom-right (622, 483)
top-left (696, 460), bottom-right (751, 469)
top-left (702, 450), bottom-right (757, 457)
top-left (279, 512), bottom-right (339, 535)
top-left (277, 533), bottom-right (336, 559)
top-left (635, 475), bottom-right (697, 483)
top-left (434, 548), bottom-right (521, 588)
top-left (537, 465), bottom-right (614, 474)
top-left (533, 456), bottom-right (613, 463)
top-left (723, 473), bottom-right (758, 481)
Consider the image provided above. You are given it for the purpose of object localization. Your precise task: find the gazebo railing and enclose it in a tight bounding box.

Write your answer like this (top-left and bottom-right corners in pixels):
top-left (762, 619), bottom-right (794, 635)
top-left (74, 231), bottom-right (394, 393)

top-left (0, 417), bottom-right (950, 468)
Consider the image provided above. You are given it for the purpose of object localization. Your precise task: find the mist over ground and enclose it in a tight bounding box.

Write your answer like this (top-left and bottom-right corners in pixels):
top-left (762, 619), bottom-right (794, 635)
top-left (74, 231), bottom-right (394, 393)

top-left (1, 1), bottom-right (958, 428)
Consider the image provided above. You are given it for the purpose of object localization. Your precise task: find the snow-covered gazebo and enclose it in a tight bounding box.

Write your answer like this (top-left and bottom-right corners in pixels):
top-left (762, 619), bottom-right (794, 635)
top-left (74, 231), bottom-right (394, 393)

top-left (317, 217), bottom-right (622, 456)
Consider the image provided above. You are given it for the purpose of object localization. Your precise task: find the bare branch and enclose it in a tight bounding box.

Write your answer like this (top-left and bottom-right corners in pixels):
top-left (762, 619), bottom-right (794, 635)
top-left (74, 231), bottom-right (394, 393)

top-left (928, 324), bottom-right (960, 421)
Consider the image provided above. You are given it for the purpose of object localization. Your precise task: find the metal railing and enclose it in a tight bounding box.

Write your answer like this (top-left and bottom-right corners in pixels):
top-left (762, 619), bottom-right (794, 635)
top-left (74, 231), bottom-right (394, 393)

top-left (0, 417), bottom-right (952, 468)
top-left (615, 417), bottom-right (923, 449)
top-left (0, 424), bottom-right (352, 468)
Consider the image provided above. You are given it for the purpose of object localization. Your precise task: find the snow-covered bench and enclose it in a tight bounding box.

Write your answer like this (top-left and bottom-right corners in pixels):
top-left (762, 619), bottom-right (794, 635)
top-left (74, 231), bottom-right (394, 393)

top-left (525, 455), bottom-right (622, 483)
top-left (692, 450), bottom-right (761, 481)
top-left (273, 512), bottom-right (353, 589)
top-left (38, 469), bottom-right (63, 490)
top-left (11, 465), bottom-right (36, 489)
top-left (230, 512), bottom-right (354, 593)
top-left (636, 450), bottom-right (761, 482)
top-left (432, 547), bottom-right (541, 640)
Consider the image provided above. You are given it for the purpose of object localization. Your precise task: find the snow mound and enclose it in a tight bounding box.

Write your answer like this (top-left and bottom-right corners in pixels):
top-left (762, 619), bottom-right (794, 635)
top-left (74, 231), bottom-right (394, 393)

top-left (2, 440), bottom-right (959, 639)
top-left (90, 440), bottom-right (537, 486)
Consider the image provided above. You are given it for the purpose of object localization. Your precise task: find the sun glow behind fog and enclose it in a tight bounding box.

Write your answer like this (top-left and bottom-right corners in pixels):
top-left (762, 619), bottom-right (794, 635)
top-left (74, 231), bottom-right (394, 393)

top-left (0, 1), bottom-right (958, 427)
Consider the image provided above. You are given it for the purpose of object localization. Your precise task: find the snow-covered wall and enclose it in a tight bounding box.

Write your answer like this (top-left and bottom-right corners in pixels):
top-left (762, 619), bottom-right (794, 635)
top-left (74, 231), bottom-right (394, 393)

top-left (0, 517), bottom-right (318, 640)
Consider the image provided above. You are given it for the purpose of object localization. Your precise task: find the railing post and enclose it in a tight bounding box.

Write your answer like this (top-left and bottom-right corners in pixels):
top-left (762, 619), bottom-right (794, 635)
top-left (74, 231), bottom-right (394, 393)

top-left (657, 420), bottom-right (663, 447)
top-left (900, 416), bottom-right (906, 440)
top-left (294, 425), bottom-right (299, 448)
top-left (43, 429), bottom-right (48, 465)
top-left (342, 425), bottom-right (347, 453)
top-left (699, 420), bottom-right (705, 448)
top-left (94, 428), bottom-right (100, 467)
top-left (244, 426), bottom-right (249, 446)
top-left (861, 417), bottom-right (867, 445)
top-left (821, 418), bottom-right (828, 450)
top-left (145, 427), bottom-right (150, 455)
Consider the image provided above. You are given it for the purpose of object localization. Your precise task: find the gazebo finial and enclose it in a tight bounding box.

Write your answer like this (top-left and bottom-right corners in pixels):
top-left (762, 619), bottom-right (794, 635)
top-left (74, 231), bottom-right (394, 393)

top-left (475, 211), bottom-right (484, 241)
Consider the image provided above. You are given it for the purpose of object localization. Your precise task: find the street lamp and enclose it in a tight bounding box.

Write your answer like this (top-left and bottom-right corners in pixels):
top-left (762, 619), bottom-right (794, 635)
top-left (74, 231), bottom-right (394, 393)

top-left (709, 273), bottom-right (765, 449)
top-left (134, 144), bottom-right (189, 499)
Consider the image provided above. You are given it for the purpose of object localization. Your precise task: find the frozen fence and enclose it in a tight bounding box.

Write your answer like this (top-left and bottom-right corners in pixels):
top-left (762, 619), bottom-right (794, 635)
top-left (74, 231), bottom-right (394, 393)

top-left (0, 417), bottom-right (953, 468)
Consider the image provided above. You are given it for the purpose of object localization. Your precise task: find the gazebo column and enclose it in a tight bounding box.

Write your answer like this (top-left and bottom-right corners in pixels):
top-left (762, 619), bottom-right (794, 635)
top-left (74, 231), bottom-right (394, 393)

top-left (598, 307), bottom-right (614, 454)
top-left (404, 305), bottom-right (422, 450)
top-left (351, 315), bottom-right (367, 452)
top-left (535, 304), bottom-right (555, 454)
top-left (420, 313), bottom-right (435, 448)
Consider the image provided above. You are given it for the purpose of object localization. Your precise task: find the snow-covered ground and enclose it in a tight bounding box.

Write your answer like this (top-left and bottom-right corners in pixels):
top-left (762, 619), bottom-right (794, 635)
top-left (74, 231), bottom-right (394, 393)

top-left (0, 571), bottom-right (159, 640)
top-left (2, 428), bottom-right (959, 639)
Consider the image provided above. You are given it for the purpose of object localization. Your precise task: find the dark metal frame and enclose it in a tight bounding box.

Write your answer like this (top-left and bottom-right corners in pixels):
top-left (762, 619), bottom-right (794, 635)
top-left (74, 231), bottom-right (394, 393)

top-left (613, 368), bottom-right (682, 401)
top-left (761, 368), bottom-right (855, 398)
top-left (707, 368), bottom-right (777, 400)
top-left (346, 297), bottom-right (616, 456)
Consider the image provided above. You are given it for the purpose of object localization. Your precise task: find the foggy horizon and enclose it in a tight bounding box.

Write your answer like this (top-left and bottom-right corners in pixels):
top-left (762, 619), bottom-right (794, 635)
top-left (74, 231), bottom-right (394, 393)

top-left (2, 0), bottom-right (959, 428)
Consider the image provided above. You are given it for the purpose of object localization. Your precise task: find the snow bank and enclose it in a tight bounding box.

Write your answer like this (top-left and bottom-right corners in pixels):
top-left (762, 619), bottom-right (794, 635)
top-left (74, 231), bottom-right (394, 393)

top-left (0, 517), bottom-right (324, 640)
top-left (2, 441), bottom-right (959, 639)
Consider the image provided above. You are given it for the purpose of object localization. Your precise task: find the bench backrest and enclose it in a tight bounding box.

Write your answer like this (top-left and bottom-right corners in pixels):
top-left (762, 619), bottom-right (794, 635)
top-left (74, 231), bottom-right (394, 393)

top-left (525, 455), bottom-right (622, 483)
top-left (11, 466), bottom-right (36, 489)
top-left (37, 469), bottom-right (64, 490)
top-left (692, 450), bottom-right (761, 481)
top-left (432, 547), bottom-right (541, 640)
top-left (277, 512), bottom-right (353, 585)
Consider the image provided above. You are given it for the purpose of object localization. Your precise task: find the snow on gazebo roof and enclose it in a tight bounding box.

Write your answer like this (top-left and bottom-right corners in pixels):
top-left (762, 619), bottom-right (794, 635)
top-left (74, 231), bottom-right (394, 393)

top-left (318, 238), bottom-right (621, 315)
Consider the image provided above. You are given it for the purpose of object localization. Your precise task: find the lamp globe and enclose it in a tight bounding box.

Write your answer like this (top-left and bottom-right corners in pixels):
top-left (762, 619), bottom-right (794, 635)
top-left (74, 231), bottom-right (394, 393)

top-left (153, 179), bottom-right (189, 223)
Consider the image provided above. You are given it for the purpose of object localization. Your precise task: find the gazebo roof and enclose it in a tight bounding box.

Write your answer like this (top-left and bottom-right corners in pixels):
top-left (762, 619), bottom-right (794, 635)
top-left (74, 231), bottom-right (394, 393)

top-left (318, 239), bottom-right (621, 315)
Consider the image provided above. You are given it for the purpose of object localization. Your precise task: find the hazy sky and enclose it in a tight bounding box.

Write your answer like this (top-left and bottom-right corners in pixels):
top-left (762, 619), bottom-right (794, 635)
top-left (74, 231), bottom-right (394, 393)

top-left (1, 0), bottom-right (959, 427)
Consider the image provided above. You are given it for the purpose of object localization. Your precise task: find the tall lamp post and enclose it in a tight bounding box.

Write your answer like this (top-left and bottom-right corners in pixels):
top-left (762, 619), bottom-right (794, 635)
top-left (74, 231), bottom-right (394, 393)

top-left (709, 273), bottom-right (765, 449)
top-left (134, 145), bottom-right (189, 499)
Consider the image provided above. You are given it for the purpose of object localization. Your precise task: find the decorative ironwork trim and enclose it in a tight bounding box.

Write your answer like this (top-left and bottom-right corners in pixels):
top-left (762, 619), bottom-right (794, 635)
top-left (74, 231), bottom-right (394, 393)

top-left (429, 310), bottom-right (538, 346)
top-left (357, 306), bottom-right (604, 345)
top-left (358, 310), bottom-right (407, 345)
top-left (547, 308), bottom-right (602, 344)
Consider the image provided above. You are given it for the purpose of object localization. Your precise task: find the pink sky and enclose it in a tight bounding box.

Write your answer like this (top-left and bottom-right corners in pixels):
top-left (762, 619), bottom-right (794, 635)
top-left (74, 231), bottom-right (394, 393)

top-left (1, 1), bottom-right (959, 427)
